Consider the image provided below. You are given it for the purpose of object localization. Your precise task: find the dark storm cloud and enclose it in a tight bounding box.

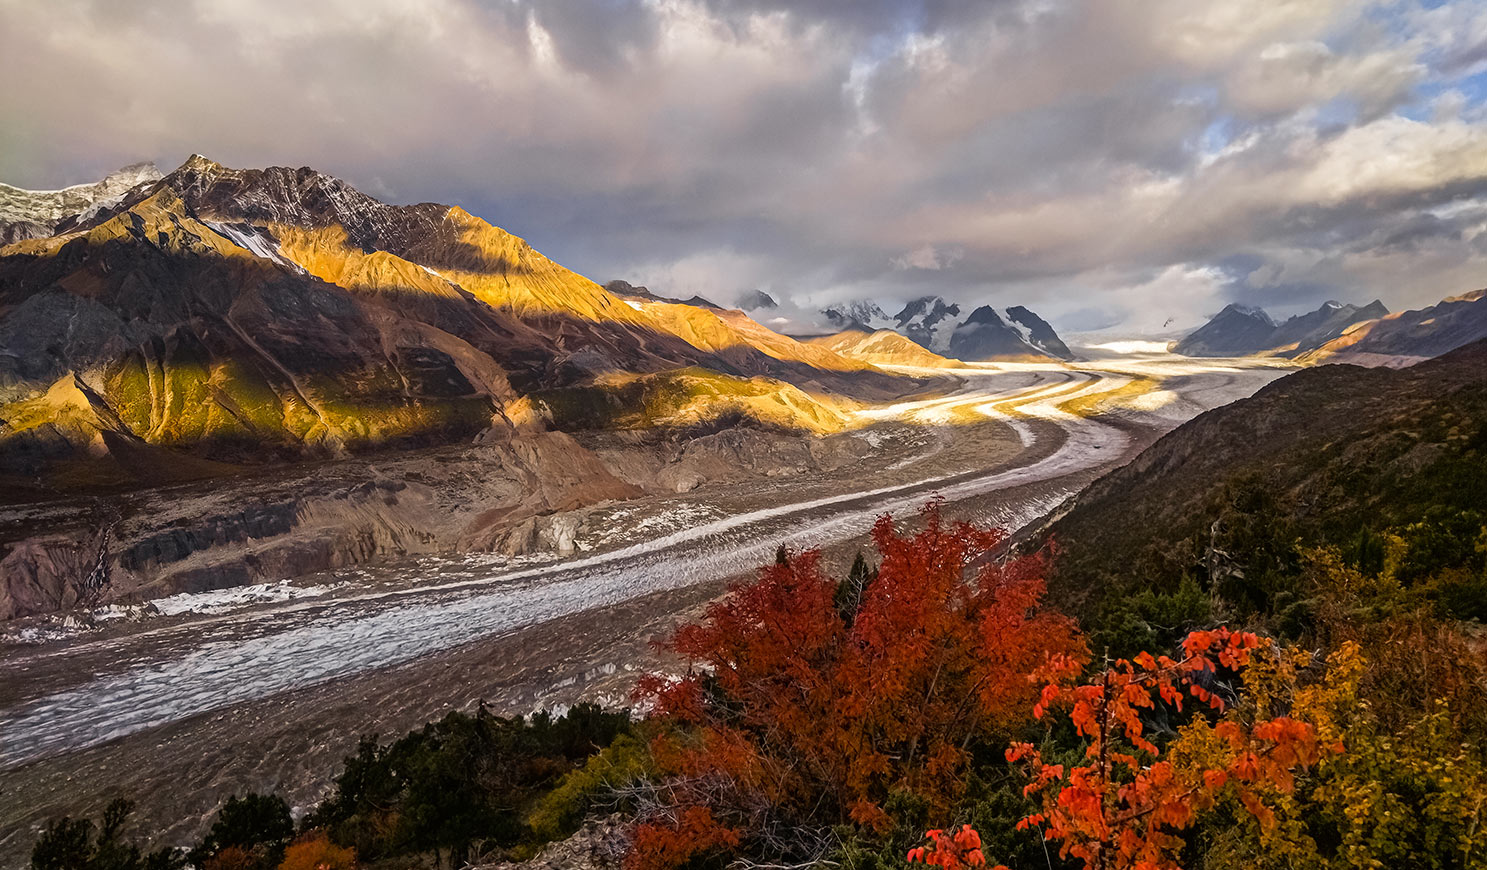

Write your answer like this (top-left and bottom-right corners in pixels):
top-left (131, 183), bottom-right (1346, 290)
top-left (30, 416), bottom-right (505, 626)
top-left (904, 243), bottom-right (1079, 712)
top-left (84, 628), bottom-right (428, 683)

top-left (1, 0), bottom-right (1485, 333)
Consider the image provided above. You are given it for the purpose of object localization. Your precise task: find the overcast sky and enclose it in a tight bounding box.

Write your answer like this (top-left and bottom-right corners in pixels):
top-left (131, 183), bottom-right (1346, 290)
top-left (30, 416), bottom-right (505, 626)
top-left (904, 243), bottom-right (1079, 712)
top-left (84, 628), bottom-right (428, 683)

top-left (3, 0), bottom-right (1486, 333)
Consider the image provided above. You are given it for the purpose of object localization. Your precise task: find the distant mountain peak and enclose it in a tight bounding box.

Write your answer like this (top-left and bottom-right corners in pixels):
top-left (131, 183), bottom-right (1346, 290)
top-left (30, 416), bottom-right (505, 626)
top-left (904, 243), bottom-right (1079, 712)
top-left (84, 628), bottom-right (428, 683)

top-left (1220, 303), bottom-right (1276, 325)
top-left (0, 161), bottom-right (164, 244)
top-left (894, 296), bottom-right (962, 352)
top-left (1177, 299), bottom-right (1393, 358)
top-left (817, 295), bottom-right (1069, 361)
top-left (181, 153), bottom-right (225, 172)
top-left (961, 304), bottom-right (1006, 326)
top-left (737, 289), bottom-right (778, 311)
top-left (821, 300), bottom-right (893, 331)
top-left (947, 304), bottom-right (1066, 361)
top-left (1006, 305), bottom-right (1075, 360)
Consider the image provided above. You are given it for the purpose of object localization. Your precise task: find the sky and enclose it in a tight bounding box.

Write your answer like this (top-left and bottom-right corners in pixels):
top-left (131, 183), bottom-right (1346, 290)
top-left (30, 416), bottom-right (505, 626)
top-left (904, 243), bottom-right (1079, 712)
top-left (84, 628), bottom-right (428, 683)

top-left (2, 0), bottom-right (1486, 334)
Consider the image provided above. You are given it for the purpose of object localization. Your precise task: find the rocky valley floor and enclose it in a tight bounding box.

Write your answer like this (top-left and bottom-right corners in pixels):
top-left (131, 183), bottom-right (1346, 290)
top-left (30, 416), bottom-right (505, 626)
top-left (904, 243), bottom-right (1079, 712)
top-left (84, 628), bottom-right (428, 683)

top-left (0, 354), bottom-right (1289, 867)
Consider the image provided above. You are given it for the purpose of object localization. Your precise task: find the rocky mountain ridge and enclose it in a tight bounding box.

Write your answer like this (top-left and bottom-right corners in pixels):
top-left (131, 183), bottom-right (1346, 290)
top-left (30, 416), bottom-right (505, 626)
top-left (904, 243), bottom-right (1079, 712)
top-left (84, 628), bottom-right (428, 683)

top-left (1298, 289), bottom-right (1487, 366)
top-left (1174, 299), bottom-right (1388, 357)
top-left (819, 295), bottom-right (1073, 361)
top-left (0, 162), bottom-right (162, 244)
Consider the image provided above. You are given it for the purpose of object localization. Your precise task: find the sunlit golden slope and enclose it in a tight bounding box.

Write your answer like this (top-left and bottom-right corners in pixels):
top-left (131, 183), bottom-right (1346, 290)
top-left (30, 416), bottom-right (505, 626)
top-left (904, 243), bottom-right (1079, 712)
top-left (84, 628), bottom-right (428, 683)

top-left (627, 298), bottom-right (875, 373)
top-left (806, 328), bottom-right (960, 368)
top-left (529, 367), bottom-right (856, 435)
top-left (5, 187), bottom-right (251, 261)
top-left (0, 188), bottom-right (523, 477)
top-left (155, 157), bottom-right (901, 380)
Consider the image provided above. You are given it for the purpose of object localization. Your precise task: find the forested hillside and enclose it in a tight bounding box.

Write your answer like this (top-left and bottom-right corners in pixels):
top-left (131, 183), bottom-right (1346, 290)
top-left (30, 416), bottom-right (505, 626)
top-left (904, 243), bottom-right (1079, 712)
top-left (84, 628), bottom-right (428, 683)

top-left (1047, 338), bottom-right (1487, 635)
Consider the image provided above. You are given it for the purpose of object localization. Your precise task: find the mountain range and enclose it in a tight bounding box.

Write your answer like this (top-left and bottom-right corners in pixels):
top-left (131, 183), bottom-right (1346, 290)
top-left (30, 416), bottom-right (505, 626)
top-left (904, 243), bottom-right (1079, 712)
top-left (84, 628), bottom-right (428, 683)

top-left (0, 157), bottom-right (962, 617)
top-left (1173, 299), bottom-right (1389, 357)
top-left (1173, 290), bottom-right (1487, 365)
top-left (819, 296), bottom-right (1074, 361)
top-left (0, 157), bottom-right (938, 493)
top-left (1298, 288), bottom-right (1487, 366)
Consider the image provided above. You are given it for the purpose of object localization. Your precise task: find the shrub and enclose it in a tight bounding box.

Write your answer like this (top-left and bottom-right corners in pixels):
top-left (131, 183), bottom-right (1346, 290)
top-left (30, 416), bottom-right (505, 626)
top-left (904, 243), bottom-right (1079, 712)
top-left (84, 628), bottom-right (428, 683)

top-left (306, 703), bottom-right (631, 865)
top-left (190, 794), bottom-right (293, 870)
top-left (630, 501), bottom-right (1086, 869)
top-left (276, 834), bottom-right (356, 870)
top-left (30, 799), bottom-right (182, 870)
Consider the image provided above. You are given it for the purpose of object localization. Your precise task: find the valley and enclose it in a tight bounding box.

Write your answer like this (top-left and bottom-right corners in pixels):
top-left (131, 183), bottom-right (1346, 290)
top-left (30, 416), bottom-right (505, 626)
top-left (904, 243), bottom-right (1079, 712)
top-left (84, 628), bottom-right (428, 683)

top-left (0, 354), bottom-right (1287, 862)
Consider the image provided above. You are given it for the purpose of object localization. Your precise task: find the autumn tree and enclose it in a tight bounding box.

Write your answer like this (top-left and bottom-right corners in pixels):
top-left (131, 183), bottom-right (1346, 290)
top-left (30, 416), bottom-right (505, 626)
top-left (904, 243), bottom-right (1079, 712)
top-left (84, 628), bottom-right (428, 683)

top-left (1006, 629), bottom-right (1340, 870)
top-left (907, 825), bottom-right (990, 868)
top-left (1178, 638), bottom-right (1487, 869)
top-left (276, 834), bottom-right (356, 870)
top-left (630, 500), bottom-right (1086, 869)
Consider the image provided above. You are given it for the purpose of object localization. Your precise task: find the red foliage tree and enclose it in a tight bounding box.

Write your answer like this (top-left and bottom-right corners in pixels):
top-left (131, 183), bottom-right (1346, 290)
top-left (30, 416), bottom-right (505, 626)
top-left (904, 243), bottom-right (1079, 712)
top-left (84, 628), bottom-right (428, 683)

top-left (907, 825), bottom-right (992, 868)
top-left (629, 500), bottom-right (1086, 869)
top-left (1006, 629), bottom-right (1339, 870)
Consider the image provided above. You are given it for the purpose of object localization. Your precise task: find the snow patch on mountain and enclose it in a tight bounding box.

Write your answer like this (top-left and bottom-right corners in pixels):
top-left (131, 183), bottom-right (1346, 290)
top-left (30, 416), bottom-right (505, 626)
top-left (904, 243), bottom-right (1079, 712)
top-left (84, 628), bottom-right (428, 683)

top-left (822, 300), bottom-right (894, 331)
top-left (0, 162), bottom-right (163, 242)
top-left (203, 220), bottom-right (306, 273)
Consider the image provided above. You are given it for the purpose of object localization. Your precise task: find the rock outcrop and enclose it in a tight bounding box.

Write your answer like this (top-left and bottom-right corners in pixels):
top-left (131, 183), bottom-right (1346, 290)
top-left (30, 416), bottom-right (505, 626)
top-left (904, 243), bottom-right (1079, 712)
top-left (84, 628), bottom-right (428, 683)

top-left (0, 429), bottom-right (643, 620)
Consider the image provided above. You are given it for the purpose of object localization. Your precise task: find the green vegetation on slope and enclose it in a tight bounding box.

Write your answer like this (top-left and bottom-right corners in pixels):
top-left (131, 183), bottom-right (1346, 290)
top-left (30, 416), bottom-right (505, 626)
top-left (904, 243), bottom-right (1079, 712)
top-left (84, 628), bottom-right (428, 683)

top-left (1046, 339), bottom-right (1487, 643)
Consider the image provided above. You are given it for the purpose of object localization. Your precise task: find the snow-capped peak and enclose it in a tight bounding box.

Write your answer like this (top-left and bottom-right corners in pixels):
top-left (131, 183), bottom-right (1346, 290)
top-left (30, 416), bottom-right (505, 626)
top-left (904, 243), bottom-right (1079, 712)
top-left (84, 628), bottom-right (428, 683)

top-left (0, 161), bottom-right (164, 240)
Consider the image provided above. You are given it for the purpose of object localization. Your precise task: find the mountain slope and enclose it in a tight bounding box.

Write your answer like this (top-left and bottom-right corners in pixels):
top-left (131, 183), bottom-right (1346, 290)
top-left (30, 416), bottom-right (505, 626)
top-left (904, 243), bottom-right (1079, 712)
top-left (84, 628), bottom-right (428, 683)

top-left (822, 300), bottom-right (894, 331)
top-left (1172, 304), bottom-right (1278, 356)
top-left (894, 296), bottom-right (962, 352)
top-left (0, 186), bottom-right (526, 472)
top-left (0, 157), bottom-right (925, 488)
top-left (1006, 306), bottom-right (1074, 360)
top-left (805, 328), bottom-right (959, 368)
top-left (1042, 338), bottom-right (1487, 617)
top-left (737, 290), bottom-right (777, 311)
top-left (1299, 289), bottom-right (1487, 366)
top-left (1175, 300), bottom-right (1389, 358)
top-left (1269, 299), bottom-right (1389, 355)
top-left (947, 305), bottom-right (1050, 360)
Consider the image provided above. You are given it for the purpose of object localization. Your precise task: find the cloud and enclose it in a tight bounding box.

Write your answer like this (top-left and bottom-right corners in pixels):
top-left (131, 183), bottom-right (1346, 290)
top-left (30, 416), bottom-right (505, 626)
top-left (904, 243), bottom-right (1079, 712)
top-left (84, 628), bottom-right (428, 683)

top-left (1, 0), bottom-right (1484, 333)
top-left (893, 244), bottom-right (963, 270)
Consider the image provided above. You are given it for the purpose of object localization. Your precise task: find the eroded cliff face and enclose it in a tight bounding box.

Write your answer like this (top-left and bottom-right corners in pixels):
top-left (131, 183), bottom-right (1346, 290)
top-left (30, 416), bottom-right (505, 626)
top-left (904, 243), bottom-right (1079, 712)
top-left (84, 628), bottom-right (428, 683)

top-left (0, 418), bottom-right (893, 622)
top-left (0, 429), bottom-right (647, 620)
